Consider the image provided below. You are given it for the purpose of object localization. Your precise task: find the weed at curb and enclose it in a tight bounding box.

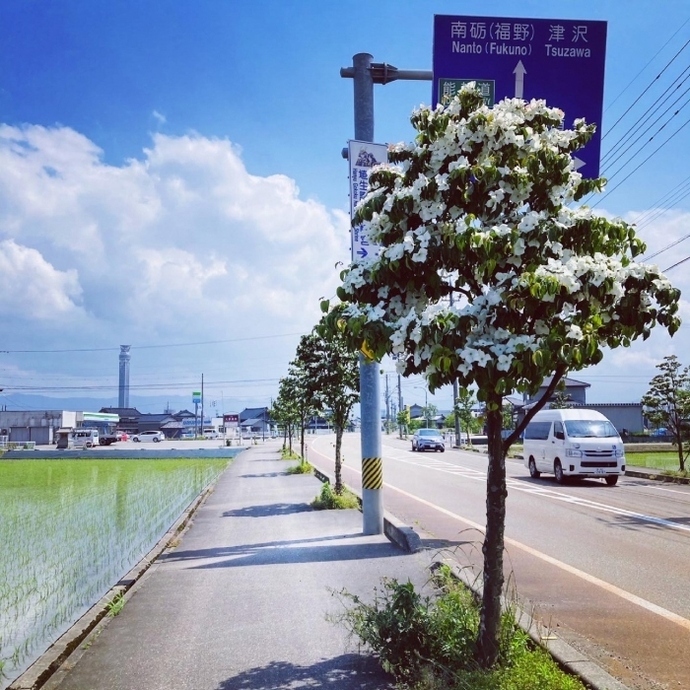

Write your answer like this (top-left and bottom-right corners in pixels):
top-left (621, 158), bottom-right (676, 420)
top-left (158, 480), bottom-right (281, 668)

top-left (331, 564), bottom-right (587, 690)
top-left (311, 483), bottom-right (359, 510)
top-left (106, 592), bottom-right (126, 617)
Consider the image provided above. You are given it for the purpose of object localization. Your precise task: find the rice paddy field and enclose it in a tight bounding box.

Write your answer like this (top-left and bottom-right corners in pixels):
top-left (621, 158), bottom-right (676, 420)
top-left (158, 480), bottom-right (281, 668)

top-left (0, 457), bottom-right (229, 688)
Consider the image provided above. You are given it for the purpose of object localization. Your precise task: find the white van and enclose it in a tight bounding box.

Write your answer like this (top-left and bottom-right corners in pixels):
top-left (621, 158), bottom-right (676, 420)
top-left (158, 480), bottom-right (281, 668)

top-left (71, 428), bottom-right (100, 449)
top-left (523, 409), bottom-right (625, 486)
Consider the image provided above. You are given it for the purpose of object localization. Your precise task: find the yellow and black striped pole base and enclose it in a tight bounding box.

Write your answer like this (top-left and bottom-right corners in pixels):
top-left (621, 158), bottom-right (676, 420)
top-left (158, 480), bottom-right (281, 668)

top-left (362, 457), bottom-right (383, 490)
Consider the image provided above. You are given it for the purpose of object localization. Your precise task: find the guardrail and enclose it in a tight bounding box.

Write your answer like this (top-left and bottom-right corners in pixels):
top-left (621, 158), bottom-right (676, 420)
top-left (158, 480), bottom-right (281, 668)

top-left (0, 439), bottom-right (36, 450)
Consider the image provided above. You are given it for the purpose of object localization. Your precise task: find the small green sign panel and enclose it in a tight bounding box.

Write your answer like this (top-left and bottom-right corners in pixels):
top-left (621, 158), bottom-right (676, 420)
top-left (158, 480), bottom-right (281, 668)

top-left (439, 78), bottom-right (495, 106)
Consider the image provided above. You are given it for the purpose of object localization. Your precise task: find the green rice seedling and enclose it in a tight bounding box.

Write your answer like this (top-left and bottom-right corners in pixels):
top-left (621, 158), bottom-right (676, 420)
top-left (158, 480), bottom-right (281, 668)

top-left (0, 458), bottom-right (228, 687)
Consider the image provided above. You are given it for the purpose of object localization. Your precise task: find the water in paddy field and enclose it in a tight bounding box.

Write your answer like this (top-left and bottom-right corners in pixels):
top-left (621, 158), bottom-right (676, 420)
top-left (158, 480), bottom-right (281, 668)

top-left (0, 458), bottom-right (228, 688)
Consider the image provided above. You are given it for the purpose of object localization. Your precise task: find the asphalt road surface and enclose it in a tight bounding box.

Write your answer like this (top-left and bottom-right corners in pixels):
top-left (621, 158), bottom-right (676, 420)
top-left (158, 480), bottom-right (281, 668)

top-left (309, 432), bottom-right (690, 690)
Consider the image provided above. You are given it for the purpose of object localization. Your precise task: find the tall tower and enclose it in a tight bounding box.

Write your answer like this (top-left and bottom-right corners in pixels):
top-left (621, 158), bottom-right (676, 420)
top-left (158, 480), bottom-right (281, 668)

top-left (118, 345), bottom-right (131, 408)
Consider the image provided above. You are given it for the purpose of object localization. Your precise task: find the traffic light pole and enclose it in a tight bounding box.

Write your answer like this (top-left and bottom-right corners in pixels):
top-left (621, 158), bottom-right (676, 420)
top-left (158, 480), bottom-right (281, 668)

top-left (341, 53), bottom-right (431, 535)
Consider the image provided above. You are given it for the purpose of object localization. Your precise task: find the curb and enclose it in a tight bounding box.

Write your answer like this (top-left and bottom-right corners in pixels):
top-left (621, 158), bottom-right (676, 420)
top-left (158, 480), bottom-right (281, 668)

top-left (435, 561), bottom-right (631, 690)
top-left (624, 468), bottom-right (690, 484)
top-left (312, 466), bottom-right (421, 553)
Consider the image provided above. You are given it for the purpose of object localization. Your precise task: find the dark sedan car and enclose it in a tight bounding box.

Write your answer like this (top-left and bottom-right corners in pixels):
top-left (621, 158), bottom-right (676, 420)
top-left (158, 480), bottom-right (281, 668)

top-left (412, 428), bottom-right (445, 452)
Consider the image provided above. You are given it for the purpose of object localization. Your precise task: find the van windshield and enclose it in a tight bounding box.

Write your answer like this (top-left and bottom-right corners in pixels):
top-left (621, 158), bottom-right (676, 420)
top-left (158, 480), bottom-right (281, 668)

top-left (564, 420), bottom-right (618, 438)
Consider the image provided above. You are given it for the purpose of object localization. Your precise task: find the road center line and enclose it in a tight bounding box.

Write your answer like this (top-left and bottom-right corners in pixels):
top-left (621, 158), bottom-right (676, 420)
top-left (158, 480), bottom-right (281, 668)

top-left (394, 454), bottom-right (690, 534)
top-left (311, 439), bottom-right (690, 629)
top-left (386, 481), bottom-right (690, 632)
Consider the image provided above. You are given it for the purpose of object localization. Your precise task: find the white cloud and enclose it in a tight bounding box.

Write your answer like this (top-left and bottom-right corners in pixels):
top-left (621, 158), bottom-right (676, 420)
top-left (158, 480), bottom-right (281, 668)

top-left (0, 123), bottom-right (351, 400)
top-left (152, 110), bottom-right (167, 126)
top-left (0, 239), bottom-right (85, 319)
top-left (0, 122), bottom-right (687, 407)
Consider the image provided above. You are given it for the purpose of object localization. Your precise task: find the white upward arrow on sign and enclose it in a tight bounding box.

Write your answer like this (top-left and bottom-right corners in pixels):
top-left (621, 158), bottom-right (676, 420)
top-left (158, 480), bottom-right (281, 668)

top-left (513, 60), bottom-right (526, 98)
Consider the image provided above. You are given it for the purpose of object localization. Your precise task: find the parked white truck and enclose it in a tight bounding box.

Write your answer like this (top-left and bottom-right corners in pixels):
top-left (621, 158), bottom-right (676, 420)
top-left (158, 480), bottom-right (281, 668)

top-left (523, 409), bottom-right (625, 486)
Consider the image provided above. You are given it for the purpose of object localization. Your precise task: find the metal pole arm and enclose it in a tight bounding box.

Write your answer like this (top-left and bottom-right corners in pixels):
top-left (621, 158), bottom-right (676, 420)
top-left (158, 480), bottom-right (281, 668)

top-left (340, 62), bottom-right (432, 84)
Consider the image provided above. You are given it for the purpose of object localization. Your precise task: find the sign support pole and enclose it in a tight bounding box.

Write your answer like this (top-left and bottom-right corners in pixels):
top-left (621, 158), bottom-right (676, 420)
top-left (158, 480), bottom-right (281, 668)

top-left (342, 53), bottom-right (431, 535)
top-left (351, 53), bottom-right (383, 535)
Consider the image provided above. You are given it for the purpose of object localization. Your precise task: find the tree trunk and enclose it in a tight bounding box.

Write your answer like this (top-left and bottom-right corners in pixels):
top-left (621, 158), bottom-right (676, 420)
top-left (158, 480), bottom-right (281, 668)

top-left (678, 442), bottom-right (684, 472)
top-left (334, 425), bottom-right (343, 494)
top-left (676, 425), bottom-right (685, 472)
top-left (300, 417), bottom-right (306, 462)
top-left (477, 395), bottom-right (507, 668)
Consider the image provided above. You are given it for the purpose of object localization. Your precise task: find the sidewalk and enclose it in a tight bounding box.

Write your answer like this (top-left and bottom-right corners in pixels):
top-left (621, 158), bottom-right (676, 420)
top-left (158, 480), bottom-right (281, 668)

top-left (28, 442), bottom-right (435, 690)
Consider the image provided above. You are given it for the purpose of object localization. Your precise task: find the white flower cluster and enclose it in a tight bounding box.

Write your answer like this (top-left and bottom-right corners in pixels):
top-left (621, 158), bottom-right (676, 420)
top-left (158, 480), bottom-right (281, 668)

top-left (336, 85), bottom-right (678, 390)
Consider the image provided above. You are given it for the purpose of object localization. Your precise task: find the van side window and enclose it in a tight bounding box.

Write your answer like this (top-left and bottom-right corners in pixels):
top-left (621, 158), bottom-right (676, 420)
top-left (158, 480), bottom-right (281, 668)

top-left (524, 421), bottom-right (551, 440)
top-left (554, 421), bottom-right (565, 440)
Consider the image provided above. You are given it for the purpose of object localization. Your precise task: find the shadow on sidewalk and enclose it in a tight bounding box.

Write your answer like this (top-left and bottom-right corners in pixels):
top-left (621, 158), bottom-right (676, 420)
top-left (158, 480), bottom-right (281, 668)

top-left (162, 533), bottom-right (367, 563)
top-left (222, 502), bottom-right (313, 518)
top-left (215, 654), bottom-right (392, 690)
top-left (161, 536), bottom-right (408, 569)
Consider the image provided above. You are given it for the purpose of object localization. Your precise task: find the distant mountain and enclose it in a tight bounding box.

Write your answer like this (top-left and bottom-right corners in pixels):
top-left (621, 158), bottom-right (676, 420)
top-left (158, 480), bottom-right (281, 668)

top-left (0, 393), bottom-right (254, 416)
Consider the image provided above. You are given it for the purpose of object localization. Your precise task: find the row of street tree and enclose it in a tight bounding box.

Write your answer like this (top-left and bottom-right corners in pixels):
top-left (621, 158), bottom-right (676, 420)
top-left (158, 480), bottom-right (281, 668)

top-left (270, 322), bottom-right (359, 495)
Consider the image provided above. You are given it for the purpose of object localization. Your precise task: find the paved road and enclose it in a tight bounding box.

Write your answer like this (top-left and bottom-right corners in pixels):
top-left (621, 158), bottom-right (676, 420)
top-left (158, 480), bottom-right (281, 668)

top-left (309, 432), bottom-right (690, 690)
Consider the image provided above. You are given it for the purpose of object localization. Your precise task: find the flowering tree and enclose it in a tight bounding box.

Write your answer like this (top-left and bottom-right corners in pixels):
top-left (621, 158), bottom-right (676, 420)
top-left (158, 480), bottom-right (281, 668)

top-left (324, 86), bottom-right (680, 667)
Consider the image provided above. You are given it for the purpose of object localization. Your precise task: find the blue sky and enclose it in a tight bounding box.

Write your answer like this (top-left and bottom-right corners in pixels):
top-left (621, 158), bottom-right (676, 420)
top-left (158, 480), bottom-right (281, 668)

top-left (1, 0), bottom-right (689, 414)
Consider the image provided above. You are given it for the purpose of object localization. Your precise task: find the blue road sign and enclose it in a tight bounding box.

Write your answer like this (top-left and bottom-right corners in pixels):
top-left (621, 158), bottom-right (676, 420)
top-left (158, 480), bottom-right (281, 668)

top-left (433, 15), bottom-right (607, 177)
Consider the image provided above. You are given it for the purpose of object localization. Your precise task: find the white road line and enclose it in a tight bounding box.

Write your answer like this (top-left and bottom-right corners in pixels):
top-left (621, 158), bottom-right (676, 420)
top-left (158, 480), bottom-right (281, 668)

top-left (393, 454), bottom-right (690, 534)
top-left (311, 437), bottom-right (690, 628)
top-left (646, 485), bottom-right (690, 496)
top-left (387, 482), bottom-right (690, 632)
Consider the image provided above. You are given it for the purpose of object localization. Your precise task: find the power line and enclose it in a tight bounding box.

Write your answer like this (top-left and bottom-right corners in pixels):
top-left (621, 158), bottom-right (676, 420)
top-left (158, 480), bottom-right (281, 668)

top-left (641, 230), bottom-right (690, 261)
top-left (604, 17), bottom-right (690, 113)
top-left (663, 254), bottom-right (690, 271)
top-left (583, 25), bottom-right (690, 208)
top-left (634, 175), bottom-right (690, 229)
top-left (593, 111), bottom-right (690, 207)
top-left (602, 34), bottom-right (690, 141)
top-left (600, 68), bottom-right (690, 169)
top-left (0, 332), bottom-right (305, 355)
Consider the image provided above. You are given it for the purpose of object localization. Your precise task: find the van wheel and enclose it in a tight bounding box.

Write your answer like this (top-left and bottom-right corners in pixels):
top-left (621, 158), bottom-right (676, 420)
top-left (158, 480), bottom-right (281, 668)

top-left (554, 460), bottom-right (566, 484)
top-left (605, 476), bottom-right (619, 486)
top-left (85, 441), bottom-right (93, 449)
top-left (528, 458), bottom-right (540, 479)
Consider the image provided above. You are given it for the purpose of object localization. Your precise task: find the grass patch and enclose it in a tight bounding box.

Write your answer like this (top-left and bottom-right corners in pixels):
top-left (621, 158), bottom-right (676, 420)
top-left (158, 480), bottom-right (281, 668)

top-left (106, 591), bottom-right (126, 617)
top-left (280, 447), bottom-right (301, 460)
top-left (332, 565), bottom-right (586, 690)
top-left (311, 482), bottom-right (360, 510)
top-left (286, 461), bottom-right (313, 475)
top-left (623, 451), bottom-right (682, 471)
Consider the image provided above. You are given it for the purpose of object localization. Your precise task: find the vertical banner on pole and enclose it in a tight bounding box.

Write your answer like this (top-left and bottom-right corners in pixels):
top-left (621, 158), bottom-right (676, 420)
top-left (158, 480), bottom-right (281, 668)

top-left (348, 140), bottom-right (388, 263)
top-left (348, 138), bottom-right (387, 535)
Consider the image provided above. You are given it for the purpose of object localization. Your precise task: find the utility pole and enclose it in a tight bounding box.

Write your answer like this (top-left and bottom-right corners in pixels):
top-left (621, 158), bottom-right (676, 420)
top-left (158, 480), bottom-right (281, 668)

top-left (449, 292), bottom-right (461, 447)
top-left (341, 53), bottom-right (431, 535)
top-left (398, 374), bottom-right (404, 439)
top-left (385, 373), bottom-right (390, 433)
